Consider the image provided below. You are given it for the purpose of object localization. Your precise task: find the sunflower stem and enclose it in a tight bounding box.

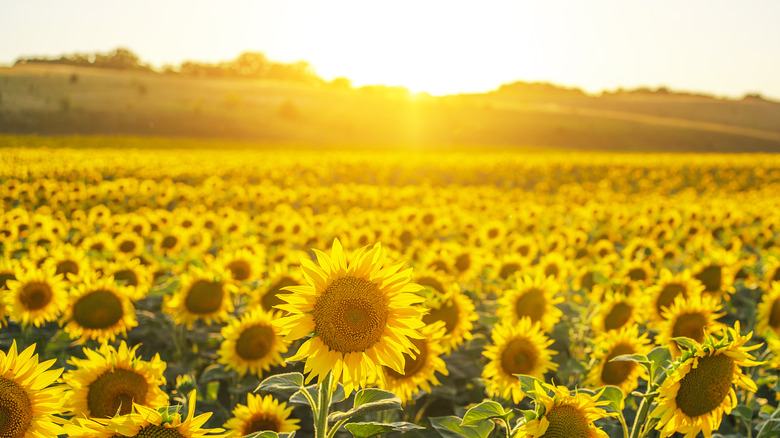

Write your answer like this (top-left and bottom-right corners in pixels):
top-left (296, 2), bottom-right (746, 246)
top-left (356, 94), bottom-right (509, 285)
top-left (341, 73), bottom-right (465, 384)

top-left (326, 418), bottom-right (350, 438)
top-left (756, 402), bottom-right (780, 438)
top-left (315, 371), bottom-right (333, 438)
top-left (617, 411), bottom-right (630, 438)
top-left (629, 369), bottom-right (667, 438)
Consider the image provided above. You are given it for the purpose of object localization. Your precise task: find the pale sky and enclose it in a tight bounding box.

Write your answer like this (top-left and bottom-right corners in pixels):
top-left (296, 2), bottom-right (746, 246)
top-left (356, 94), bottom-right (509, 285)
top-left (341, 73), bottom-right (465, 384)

top-left (1, 0), bottom-right (779, 97)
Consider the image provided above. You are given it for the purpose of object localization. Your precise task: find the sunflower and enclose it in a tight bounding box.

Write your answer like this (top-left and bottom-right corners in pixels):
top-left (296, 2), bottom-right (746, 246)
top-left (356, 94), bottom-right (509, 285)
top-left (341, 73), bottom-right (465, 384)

top-left (536, 252), bottom-right (570, 284)
top-left (113, 232), bottom-right (145, 258)
top-left (3, 262), bottom-right (68, 327)
top-left (380, 321), bottom-right (449, 403)
top-left (655, 293), bottom-right (725, 358)
top-left (101, 257), bottom-right (154, 301)
top-left (651, 322), bottom-right (761, 438)
top-left (491, 254), bottom-right (530, 282)
top-left (482, 319), bottom-right (558, 404)
top-left (66, 391), bottom-right (228, 438)
top-left (224, 394), bottom-right (299, 437)
top-left (645, 269), bottom-right (706, 324)
top-left (591, 288), bottom-right (648, 335)
top-left (250, 266), bottom-right (303, 313)
top-left (757, 281), bottom-right (780, 338)
top-left (0, 341), bottom-right (65, 438)
top-left (215, 248), bottom-right (264, 284)
top-left (508, 235), bottom-right (540, 264)
top-left (62, 341), bottom-right (168, 418)
top-left (498, 273), bottom-right (563, 333)
top-left (43, 243), bottom-right (90, 283)
top-left (0, 258), bottom-right (21, 327)
top-left (515, 380), bottom-right (612, 437)
top-left (690, 250), bottom-right (738, 300)
top-left (274, 239), bottom-right (426, 394)
top-left (163, 266), bottom-right (236, 328)
top-left (421, 287), bottom-right (478, 354)
top-left (218, 308), bottom-right (289, 377)
top-left (61, 274), bottom-right (138, 343)
top-left (619, 259), bottom-right (655, 287)
top-left (586, 324), bottom-right (652, 396)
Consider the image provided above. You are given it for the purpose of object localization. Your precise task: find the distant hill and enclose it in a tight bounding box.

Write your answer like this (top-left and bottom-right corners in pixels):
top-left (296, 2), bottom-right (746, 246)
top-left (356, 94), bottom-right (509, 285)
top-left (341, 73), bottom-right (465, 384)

top-left (1, 63), bottom-right (780, 152)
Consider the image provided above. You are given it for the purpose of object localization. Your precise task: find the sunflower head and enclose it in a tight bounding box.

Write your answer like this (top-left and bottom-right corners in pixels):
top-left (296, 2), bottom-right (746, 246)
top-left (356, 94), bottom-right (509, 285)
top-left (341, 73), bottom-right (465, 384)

top-left (218, 308), bottom-right (289, 377)
top-left (651, 322), bottom-right (762, 438)
top-left (163, 265), bottom-right (237, 328)
top-left (381, 320), bottom-right (450, 403)
top-left (497, 273), bottom-right (563, 333)
top-left (62, 340), bottom-right (168, 418)
top-left (586, 324), bottom-right (651, 396)
top-left (61, 274), bottom-right (138, 343)
top-left (482, 319), bottom-right (558, 404)
top-left (274, 239), bottom-right (426, 394)
top-left (224, 393), bottom-right (300, 437)
top-left (3, 261), bottom-right (69, 327)
top-left (516, 380), bottom-right (613, 438)
top-left (0, 341), bottom-right (65, 438)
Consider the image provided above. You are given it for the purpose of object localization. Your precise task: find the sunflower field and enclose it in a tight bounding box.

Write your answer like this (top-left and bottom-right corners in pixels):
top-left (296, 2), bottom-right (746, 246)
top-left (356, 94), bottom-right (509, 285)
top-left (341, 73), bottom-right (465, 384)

top-left (4, 144), bottom-right (780, 438)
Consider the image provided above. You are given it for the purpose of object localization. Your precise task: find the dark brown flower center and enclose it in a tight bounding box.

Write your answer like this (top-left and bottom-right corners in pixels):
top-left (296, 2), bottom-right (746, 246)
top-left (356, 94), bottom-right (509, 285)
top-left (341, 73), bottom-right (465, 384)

top-left (184, 280), bottom-right (225, 314)
top-left (235, 325), bottom-right (275, 360)
top-left (675, 354), bottom-right (735, 417)
top-left (313, 277), bottom-right (388, 353)
top-left (540, 404), bottom-right (591, 438)
top-left (0, 377), bottom-right (33, 438)
top-left (262, 277), bottom-right (298, 312)
top-left (514, 287), bottom-right (546, 323)
top-left (601, 344), bottom-right (636, 386)
top-left (20, 282), bottom-right (53, 311)
top-left (500, 338), bottom-right (539, 375)
top-left (73, 289), bottom-right (124, 329)
top-left (87, 368), bottom-right (148, 418)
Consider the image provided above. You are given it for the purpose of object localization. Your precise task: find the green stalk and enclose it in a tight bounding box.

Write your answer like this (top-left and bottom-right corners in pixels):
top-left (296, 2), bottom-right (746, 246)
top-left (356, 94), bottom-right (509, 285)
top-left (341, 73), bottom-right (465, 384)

top-left (630, 371), bottom-right (666, 438)
top-left (756, 403), bottom-right (780, 438)
top-left (315, 371), bottom-right (334, 438)
top-left (618, 412), bottom-right (630, 438)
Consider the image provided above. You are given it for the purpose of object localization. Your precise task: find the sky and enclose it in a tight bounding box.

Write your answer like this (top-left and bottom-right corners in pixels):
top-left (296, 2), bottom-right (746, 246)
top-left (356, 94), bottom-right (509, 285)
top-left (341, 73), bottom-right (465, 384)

top-left (1, 0), bottom-right (779, 98)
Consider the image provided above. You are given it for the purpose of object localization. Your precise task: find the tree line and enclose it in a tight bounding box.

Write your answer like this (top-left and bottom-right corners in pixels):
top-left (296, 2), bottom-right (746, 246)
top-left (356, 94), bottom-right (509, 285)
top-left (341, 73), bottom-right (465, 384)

top-left (14, 48), bottom-right (323, 84)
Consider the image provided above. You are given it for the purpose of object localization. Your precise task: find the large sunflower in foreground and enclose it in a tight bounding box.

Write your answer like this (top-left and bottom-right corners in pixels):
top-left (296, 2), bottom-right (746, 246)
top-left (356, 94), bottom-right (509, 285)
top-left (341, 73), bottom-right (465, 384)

top-left (218, 308), bottom-right (289, 377)
top-left (64, 391), bottom-right (228, 438)
top-left (224, 394), bottom-right (300, 437)
top-left (497, 273), bottom-right (563, 333)
top-left (0, 341), bottom-right (64, 438)
top-left (3, 262), bottom-right (68, 327)
top-left (274, 239), bottom-right (426, 394)
top-left (60, 275), bottom-right (138, 343)
top-left (586, 324), bottom-right (652, 396)
top-left (380, 321), bottom-right (449, 403)
top-left (516, 380), bottom-right (612, 438)
top-left (651, 322), bottom-right (761, 438)
top-left (482, 319), bottom-right (558, 404)
top-left (62, 341), bottom-right (168, 418)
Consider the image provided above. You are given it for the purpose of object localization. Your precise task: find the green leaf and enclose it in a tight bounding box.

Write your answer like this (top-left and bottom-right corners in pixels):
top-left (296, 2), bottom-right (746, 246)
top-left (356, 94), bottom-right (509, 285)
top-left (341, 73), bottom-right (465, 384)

top-left (672, 336), bottom-right (700, 352)
top-left (598, 386), bottom-right (625, 412)
top-left (255, 373), bottom-right (304, 396)
top-left (732, 405), bottom-right (753, 423)
top-left (344, 422), bottom-right (424, 437)
top-left (199, 364), bottom-right (232, 383)
top-left (515, 374), bottom-right (544, 396)
top-left (610, 353), bottom-right (649, 365)
top-left (430, 416), bottom-right (495, 438)
top-left (647, 346), bottom-right (671, 367)
top-left (461, 400), bottom-right (512, 427)
top-left (244, 432), bottom-right (296, 438)
top-left (328, 389), bottom-right (402, 423)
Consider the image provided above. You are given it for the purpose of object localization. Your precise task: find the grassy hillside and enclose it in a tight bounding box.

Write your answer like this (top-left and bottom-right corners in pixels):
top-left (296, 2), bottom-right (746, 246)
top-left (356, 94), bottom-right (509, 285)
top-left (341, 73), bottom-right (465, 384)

top-left (2, 64), bottom-right (780, 152)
